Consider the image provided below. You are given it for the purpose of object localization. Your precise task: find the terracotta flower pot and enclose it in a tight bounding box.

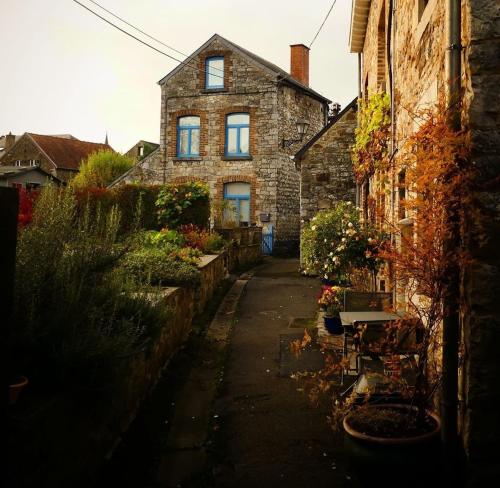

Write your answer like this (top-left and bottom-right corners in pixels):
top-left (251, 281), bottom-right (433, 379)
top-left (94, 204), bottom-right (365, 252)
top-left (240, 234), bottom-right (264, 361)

top-left (343, 404), bottom-right (441, 485)
top-left (9, 376), bottom-right (28, 405)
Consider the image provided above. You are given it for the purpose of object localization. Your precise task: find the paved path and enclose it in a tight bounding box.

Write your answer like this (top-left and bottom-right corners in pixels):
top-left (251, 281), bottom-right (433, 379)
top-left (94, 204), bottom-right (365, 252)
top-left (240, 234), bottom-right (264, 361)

top-left (210, 258), bottom-right (357, 487)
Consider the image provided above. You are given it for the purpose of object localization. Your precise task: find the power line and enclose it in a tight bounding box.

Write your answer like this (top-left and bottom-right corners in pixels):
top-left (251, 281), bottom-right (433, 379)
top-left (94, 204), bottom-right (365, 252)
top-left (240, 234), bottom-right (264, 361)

top-left (71, 0), bottom-right (224, 80)
top-left (85, 0), bottom-right (224, 74)
top-left (309, 0), bottom-right (337, 48)
top-left (87, 0), bottom-right (188, 59)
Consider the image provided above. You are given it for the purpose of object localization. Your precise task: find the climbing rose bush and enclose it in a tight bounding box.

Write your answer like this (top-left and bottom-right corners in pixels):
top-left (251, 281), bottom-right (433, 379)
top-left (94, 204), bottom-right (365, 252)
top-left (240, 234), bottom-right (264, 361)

top-left (301, 201), bottom-right (385, 281)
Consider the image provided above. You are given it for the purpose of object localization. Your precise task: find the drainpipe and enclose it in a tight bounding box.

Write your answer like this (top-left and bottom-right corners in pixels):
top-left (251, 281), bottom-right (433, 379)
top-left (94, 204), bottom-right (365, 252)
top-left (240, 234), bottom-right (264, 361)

top-left (442, 0), bottom-right (462, 475)
top-left (356, 53), bottom-right (362, 208)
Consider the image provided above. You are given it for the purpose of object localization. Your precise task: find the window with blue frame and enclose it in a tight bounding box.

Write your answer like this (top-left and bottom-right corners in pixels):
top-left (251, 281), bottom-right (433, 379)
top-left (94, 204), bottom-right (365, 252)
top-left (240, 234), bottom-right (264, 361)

top-left (225, 113), bottom-right (250, 156)
top-left (177, 115), bottom-right (200, 157)
top-left (205, 56), bottom-right (224, 89)
top-left (223, 182), bottom-right (250, 226)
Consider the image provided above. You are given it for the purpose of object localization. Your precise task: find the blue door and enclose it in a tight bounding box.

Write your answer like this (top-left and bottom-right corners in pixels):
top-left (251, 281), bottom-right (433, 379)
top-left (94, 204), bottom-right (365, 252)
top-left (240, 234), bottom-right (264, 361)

top-left (262, 224), bottom-right (274, 255)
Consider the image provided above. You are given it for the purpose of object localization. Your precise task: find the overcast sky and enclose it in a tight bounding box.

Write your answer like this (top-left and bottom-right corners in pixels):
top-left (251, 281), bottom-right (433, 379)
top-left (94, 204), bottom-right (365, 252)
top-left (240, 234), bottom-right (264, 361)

top-left (0, 0), bottom-right (357, 153)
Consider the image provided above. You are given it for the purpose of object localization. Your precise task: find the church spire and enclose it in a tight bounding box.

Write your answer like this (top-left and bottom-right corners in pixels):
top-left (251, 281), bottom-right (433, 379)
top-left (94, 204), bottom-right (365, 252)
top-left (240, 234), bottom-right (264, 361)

top-left (105, 132), bottom-right (109, 145)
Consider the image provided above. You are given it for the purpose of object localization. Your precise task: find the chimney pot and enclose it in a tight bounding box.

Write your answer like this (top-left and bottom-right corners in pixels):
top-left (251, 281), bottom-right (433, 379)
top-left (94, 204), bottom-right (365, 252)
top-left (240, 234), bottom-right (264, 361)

top-left (290, 44), bottom-right (310, 87)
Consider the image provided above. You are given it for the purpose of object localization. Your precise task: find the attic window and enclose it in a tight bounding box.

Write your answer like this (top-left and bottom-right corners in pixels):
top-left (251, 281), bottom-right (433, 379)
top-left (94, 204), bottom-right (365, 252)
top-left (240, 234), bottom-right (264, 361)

top-left (205, 56), bottom-right (224, 89)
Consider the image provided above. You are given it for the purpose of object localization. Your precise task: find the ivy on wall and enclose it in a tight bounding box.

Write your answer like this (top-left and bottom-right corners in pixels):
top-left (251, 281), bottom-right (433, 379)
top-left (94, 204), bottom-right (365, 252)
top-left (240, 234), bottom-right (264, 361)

top-left (352, 93), bottom-right (391, 183)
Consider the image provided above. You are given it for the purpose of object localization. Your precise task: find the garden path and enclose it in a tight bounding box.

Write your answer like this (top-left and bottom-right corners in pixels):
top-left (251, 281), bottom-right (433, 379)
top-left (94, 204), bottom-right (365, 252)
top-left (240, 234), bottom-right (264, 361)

top-left (210, 258), bottom-right (357, 487)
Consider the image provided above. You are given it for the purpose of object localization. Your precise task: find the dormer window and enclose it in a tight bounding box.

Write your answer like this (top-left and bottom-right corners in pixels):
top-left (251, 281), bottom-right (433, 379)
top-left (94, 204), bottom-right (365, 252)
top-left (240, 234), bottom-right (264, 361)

top-left (205, 56), bottom-right (224, 89)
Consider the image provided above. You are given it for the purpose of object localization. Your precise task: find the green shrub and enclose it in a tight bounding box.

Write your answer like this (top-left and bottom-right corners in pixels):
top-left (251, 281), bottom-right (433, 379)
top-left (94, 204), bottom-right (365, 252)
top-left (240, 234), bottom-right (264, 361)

top-left (72, 150), bottom-right (134, 189)
top-left (110, 184), bottom-right (161, 232)
top-left (9, 186), bottom-right (170, 391)
top-left (301, 201), bottom-right (385, 281)
top-left (120, 246), bottom-right (201, 287)
top-left (179, 224), bottom-right (225, 254)
top-left (74, 184), bottom-right (162, 236)
top-left (140, 228), bottom-right (186, 248)
top-left (156, 182), bottom-right (210, 229)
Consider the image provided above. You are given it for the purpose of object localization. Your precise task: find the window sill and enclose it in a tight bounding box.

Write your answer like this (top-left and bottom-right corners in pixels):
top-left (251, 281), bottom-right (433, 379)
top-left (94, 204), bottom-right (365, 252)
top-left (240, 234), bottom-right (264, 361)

top-left (173, 157), bottom-right (202, 162)
top-left (202, 88), bottom-right (228, 94)
top-left (222, 155), bottom-right (252, 161)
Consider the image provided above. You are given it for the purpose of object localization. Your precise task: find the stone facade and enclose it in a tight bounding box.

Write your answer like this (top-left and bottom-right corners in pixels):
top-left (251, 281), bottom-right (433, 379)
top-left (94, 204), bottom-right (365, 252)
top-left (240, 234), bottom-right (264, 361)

top-left (117, 34), bottom-right (330, 255)
top-left (351, 0), bottom-right (500, 484)
top-left (124, 140), bottom-right (160, 164)
top-left (294, 98), bottom-right (357, 226)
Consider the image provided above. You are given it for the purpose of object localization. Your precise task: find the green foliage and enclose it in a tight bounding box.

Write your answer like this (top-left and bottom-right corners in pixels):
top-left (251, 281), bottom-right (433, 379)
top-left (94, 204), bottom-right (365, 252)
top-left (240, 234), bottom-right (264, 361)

top-left (120, 247), bottom-right (201, 287)
top-left (156, 182), bottom-right (210, 229)
top-left (75, 184), bottom-right (162, 235)
top-left (10, 186), bottom-right (170, 391)
top-left (352, 93), bottom-right (391, 182)
top-left (180, 224), bottom-right (226, 254)
top-left (140, 228), bottom-right (186, 248)
top-left (301, 201), bottom-right (385, 280)
top-left (72, 150), bottom-right (134, 189)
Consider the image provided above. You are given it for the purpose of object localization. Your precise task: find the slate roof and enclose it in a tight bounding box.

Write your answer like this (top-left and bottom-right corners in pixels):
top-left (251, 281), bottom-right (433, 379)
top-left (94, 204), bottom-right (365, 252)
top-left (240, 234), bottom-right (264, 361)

top-left (294, 97), bottom-right (358, 161)
top-left (0, 165), bottom-right (63, 183)
top-left (27, 133), bottom-right (112, 170)
top-left (158, 34), bottom-right (331, 104)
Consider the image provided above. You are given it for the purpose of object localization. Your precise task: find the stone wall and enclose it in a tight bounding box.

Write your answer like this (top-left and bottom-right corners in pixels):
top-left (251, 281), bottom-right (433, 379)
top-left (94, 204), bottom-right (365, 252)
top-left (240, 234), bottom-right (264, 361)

top-left (119, 36), bottom-right (328, 254)
top-left (0, 135), bottom-right (56, 177)
top-left (359, 0), bottom-right (500, 483)
top-left (461, 0), bottom-right (500, 484)
top-left (7, 250), bottom-right (251, 488)
top-left (296, 102), bottom-right (357, 227)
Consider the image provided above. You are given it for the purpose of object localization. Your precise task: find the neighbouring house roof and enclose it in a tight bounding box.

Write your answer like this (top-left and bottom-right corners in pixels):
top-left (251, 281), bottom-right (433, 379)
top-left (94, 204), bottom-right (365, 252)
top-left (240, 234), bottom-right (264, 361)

top-left (293, 97), bottom-right (358, 163)
top-left (158, 33), bottom-right (331, 104)
top-left (349, 0), bottom-right (371, 53)
top-left (0, 165), bottom-right (63, 183)
top-left (26, 133), bottom-right (112, 171)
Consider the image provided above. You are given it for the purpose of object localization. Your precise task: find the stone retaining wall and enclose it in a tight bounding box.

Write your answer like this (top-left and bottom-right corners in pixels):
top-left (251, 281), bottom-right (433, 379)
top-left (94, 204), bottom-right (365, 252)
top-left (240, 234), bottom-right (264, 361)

top-left (8, 248), bottom-right (257, 488)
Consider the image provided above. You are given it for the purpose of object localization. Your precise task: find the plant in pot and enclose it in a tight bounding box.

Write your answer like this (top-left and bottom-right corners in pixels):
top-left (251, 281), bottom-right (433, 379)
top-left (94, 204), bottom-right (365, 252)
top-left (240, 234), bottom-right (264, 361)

top-left (318, 285), bottom-right (343, 334)
top-left (294, 105), bottom-right (472, 485)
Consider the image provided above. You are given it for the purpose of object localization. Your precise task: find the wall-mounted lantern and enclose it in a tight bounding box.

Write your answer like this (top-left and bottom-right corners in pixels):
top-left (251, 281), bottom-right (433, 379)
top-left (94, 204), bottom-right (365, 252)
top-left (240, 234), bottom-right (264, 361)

top-left (282, 118), bottom-right (310, 148)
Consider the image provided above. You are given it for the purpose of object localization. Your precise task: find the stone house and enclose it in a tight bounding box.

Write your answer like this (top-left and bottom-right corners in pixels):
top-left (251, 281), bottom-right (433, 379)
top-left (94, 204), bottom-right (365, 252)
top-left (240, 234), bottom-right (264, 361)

top-left (350, 0), bottom-right (500, 484)
top-left (124, 140), bottom-right (160, 164)
top-left (115, 34), bottom-right (331, 255)
top-left (0, 133), bottom-right (112, 182)
top-left (293, 98), bottom-right (357, 227)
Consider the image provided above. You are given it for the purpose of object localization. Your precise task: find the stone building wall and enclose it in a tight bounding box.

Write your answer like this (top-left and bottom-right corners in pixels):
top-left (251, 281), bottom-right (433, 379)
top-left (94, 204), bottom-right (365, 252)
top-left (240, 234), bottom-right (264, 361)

top-left (0, 136), bottom-right (56, 177)
top-left (296, 102), bottom-right (357, 226)
top-left (120, 36), bottom-right (328, 254)
top-left (460, 0), bottom-right (500, 484)
top-left (358, 0), bottom-right (500, 483)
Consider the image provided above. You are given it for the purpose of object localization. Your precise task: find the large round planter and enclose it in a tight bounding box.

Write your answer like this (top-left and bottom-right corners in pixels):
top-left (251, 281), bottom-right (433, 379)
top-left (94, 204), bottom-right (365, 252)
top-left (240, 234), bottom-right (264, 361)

top-left (343, 404), bottom-right (441, 486)
top-left (324, 315), bottom-right (343, 334)
top-left (9, 376), bottom-right (28, 405)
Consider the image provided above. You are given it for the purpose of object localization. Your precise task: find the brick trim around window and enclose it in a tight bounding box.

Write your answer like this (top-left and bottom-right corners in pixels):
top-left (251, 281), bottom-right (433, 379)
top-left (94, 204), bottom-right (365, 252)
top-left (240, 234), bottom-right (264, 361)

top-left (215, 174), bottom-right (258, 225)
top-left (217, 106), bottom-right (257, 157)
top-left (167, 109), bottom-right (208, 158)
top-left (170, 175), bottom-right (206, 184)
top-left (199, 50), bottom-right (233, 90)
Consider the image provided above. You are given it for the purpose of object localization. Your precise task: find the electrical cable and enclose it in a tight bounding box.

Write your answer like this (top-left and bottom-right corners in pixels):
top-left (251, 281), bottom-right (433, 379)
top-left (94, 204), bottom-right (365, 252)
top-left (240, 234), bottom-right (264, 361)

top-left (309, 0), bottom-right (337, 48)
top-left (71, 0), bottom-right (224, 80)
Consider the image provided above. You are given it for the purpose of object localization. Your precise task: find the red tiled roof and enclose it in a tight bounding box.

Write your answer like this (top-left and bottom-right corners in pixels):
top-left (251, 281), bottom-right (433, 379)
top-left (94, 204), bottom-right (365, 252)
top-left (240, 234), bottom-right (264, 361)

top-left (29, 133), bottom-right (113, 170)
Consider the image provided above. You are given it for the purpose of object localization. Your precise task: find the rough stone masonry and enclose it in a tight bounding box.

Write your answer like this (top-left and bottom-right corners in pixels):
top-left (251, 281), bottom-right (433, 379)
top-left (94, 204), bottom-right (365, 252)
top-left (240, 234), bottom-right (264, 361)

top-left (117, 34), bottom-right (331, 255)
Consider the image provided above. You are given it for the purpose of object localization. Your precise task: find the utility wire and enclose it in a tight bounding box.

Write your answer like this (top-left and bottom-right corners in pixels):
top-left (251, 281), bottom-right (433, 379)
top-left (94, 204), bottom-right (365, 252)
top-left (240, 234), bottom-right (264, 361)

top-left (309, 0), bottom-right (337, 48)
top-left (71, 0), bottom-right (224, 80)
top-left (86, 0), bottom-right (224, 74)
top-left (87, 0), bottom-right (189, 58)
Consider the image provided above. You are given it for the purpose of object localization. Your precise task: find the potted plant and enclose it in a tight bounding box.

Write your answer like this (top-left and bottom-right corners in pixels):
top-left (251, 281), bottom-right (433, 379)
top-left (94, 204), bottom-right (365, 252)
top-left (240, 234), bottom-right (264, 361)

top-left (9, 375), bottom-right (28, 405)
top-left (318, 285), bottom-right (343, 334)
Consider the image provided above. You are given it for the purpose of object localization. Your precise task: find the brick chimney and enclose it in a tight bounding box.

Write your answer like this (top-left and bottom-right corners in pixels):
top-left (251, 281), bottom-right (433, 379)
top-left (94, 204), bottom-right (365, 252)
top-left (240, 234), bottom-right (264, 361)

top-left (5, 132), bottom-right (15, 149)
top-left (290, 44), bottom-right (310, 87)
